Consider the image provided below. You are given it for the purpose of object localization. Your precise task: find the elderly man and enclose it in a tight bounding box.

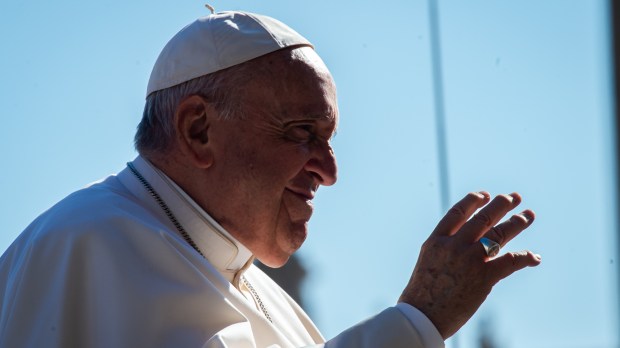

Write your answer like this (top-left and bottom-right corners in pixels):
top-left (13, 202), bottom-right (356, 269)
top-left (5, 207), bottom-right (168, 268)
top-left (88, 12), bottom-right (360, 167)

top-left (0, 10), bottom-right (540, 348)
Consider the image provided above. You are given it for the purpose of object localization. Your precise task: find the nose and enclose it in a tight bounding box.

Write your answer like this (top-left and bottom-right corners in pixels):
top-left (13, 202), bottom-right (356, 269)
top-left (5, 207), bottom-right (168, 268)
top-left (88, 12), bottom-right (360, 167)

top-left (304, 141), bottom-right (338, 186)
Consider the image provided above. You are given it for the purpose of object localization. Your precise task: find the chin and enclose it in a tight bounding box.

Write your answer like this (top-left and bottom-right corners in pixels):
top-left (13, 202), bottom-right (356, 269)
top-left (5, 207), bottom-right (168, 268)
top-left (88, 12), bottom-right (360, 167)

top-left (258, 218), bottom-right (308, 268)
top-left (258, 252), bottom-right (293, 268)
top-left (261, 234), bottom-right (306, 269)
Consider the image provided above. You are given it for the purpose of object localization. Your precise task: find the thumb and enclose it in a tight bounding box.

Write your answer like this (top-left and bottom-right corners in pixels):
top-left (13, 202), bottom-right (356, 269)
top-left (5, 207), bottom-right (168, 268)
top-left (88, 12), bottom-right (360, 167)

top-left (489, 250), bottom-right (542, 282)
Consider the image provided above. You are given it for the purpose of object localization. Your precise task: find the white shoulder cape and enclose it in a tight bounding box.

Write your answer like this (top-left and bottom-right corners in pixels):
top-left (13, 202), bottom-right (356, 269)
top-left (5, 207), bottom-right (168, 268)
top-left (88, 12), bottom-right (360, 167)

top-left (0, 158), bottom-right (440, 347)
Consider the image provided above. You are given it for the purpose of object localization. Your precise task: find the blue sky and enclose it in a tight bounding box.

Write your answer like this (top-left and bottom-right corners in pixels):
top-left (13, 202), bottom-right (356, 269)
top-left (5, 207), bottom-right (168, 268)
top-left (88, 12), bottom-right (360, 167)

top-left (1, 1), bottom-right (617, 347)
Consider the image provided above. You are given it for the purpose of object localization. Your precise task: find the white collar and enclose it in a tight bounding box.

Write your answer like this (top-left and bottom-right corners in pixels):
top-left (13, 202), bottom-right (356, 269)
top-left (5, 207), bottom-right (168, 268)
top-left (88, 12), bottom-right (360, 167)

top-left (118, 156), bottom-right (254, 282)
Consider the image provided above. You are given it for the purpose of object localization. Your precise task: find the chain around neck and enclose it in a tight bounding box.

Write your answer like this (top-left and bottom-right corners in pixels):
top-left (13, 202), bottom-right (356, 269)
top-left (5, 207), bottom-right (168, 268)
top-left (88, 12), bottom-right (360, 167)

top-left (127, 162), bottom-right (205, 257)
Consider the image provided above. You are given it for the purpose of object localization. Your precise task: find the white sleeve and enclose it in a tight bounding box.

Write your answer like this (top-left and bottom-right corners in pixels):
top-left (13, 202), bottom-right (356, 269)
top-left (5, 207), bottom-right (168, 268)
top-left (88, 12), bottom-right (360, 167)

top-left (321, 306), bottom-right (445, 348)
top-left (395, 303), bottom-right (445, 348)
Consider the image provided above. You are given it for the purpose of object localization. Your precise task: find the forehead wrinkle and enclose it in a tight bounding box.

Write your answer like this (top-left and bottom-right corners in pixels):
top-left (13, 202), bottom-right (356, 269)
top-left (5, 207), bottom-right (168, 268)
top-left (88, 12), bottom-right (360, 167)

top-left (239, 48), bottom-right (339, 131)
top-left (276, 94), bottom-right (338, 119)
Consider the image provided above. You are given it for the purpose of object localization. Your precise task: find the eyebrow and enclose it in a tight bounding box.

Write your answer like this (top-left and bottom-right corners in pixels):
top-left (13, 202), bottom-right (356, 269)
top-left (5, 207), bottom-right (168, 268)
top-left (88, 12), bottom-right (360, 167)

top-left (283, 117), bottom-right (338, 137)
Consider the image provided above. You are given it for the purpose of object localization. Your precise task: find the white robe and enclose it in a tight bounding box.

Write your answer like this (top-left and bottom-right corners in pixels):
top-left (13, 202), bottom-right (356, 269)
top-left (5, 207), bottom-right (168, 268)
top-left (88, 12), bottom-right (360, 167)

top-left (0, 157), bottom-right (443, 347)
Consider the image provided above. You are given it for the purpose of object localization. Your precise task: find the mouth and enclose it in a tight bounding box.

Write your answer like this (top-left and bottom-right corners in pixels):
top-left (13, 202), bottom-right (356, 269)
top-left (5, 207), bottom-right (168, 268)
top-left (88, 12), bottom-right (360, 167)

top-left (285, 187), bottom-right (315, 201)
top-left (282, 187), bottom-right (315, 224)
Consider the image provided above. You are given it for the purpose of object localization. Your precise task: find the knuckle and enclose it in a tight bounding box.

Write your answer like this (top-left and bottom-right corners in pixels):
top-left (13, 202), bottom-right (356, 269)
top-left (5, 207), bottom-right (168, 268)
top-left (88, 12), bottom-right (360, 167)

top-left (447, 192), bottom-right (486, 216)
top-left (489, 226), bottom-right (505, 244)
top-left (422, 236), bottom-right (447, 250)
top-left (467, 191), bottom-right (484, 200)
top-left (421, 236), bottom-right (456, 255)
top-left (506, 252), bottom-right (518, 266)
top-left (471, 212), bottom-right (493, 228)
top-left (496, 194), bottom-right (513, 206)
top-left (447, 204), bottom-right (467, 218)
top-left (510, 213), bottom-right (529, 227)
top-left (507, 251), bottom-right (528, 266)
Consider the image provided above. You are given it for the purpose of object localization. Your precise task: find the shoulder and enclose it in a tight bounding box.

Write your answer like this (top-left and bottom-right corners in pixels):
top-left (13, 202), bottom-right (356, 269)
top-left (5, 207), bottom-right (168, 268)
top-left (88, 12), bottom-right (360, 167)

top-left (42, 175), bottom-right (148, 229)
top-left (7, 174), bottom-right (169, 259)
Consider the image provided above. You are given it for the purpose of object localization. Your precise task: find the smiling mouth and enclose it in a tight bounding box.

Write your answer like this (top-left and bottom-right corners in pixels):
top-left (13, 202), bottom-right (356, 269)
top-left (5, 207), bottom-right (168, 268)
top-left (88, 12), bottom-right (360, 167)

top-left (286, 188), bottom-right (315, 200)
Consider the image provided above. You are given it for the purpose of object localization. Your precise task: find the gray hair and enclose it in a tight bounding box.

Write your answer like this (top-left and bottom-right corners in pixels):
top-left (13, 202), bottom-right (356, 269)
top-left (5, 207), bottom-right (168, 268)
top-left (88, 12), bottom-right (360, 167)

top-left (134, 62), bottom-right (254, 154)
top-left (134, 47), bottom-right (311, 154)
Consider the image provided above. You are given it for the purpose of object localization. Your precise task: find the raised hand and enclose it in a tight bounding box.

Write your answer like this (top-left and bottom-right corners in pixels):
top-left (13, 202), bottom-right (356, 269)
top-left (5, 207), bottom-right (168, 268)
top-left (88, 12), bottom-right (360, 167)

top-left (399, 191), bottom-right (541, 339)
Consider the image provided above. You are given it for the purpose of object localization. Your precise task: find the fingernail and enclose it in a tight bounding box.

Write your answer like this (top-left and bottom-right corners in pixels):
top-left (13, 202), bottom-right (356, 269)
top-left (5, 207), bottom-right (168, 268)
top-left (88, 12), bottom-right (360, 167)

top-left (534, 254), bottom-right (542, 261)
top-left (520, 210), bottom-right (535, 223)
top-left (509, 192), bottom-right (522, 204)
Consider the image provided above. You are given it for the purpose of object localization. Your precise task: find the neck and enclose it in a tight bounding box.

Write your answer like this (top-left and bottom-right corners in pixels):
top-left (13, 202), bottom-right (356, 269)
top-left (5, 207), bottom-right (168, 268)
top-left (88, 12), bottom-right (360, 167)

top-left (126, 155), bottom-right (255, 282)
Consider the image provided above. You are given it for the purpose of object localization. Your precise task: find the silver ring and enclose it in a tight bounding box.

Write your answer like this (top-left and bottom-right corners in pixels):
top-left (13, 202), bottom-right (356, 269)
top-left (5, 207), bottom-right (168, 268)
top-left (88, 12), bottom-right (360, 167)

top-left (480, 237), bottom-right (500, 257)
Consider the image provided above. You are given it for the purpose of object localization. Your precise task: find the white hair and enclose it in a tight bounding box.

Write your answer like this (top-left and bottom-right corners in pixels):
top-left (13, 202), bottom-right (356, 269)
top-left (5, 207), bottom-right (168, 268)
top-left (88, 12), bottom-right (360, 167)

top-left (134, 47), bottom-right (313, 154)
top-left (134, 62), bottom-right (254, 154)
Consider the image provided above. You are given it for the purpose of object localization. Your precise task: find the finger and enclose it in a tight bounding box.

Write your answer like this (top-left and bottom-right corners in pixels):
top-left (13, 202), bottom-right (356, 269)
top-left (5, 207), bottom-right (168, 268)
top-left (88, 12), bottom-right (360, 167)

top-left (430, 191), bottom-right (490, 237)
top-left (488, 250), bottom-right (542, 282)
top-left (457, 192), bottom-right (521, 242)
top-left (483, 209), bottom-right (535, 247)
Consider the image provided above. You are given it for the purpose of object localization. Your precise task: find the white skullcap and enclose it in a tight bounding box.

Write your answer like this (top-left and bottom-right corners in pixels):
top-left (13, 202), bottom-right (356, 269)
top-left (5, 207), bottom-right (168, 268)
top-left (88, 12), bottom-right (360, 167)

top-left (146, 11), bottom-right (313, 97)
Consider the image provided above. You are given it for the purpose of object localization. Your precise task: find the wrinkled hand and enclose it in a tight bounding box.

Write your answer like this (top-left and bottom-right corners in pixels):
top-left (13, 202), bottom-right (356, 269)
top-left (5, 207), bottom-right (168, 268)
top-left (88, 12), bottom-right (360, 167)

top-left (398, 191), bottom-right (541, 339)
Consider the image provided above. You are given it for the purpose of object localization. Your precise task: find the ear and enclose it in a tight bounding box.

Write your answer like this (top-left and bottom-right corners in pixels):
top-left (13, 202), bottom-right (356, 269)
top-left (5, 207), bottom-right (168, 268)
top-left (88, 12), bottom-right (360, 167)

top-left (175, 95), bottom-right (217, 169)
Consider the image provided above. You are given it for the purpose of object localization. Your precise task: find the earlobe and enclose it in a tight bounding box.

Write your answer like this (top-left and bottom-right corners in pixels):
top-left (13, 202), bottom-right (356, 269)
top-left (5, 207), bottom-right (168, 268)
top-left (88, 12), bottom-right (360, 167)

top-left (176, 95), bottom-right (215, 169)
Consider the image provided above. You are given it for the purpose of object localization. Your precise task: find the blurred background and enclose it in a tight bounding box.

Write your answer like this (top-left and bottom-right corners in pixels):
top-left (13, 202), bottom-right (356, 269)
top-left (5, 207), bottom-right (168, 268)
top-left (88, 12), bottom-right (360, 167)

top-left (1, 1), bottom-right (618, 347)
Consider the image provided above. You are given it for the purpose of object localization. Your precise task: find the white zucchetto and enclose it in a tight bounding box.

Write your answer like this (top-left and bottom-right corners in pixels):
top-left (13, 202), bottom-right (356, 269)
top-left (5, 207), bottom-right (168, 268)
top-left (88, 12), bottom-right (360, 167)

top-left (147, 11), bottom-right (313, 96)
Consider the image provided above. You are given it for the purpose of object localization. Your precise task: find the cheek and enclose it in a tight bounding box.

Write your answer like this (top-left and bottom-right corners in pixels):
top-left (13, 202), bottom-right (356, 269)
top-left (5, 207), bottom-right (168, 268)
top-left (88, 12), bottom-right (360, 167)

top-left (255, 146), bottom-right (310, 181)
top-left (274, 197), bottom-right (308, 251)
top-left (222, 135), bottom-right (311, 199)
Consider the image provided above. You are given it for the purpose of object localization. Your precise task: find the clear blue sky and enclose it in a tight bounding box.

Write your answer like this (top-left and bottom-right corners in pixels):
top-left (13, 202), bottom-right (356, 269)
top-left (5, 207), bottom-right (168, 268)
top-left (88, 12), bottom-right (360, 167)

top-left (0, 1), bottom-right (617, 347)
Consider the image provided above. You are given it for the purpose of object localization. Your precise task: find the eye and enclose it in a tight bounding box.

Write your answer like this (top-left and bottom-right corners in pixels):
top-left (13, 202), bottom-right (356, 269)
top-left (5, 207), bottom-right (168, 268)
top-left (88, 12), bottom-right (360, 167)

top-left (285, 124), bottom-right (315, 143)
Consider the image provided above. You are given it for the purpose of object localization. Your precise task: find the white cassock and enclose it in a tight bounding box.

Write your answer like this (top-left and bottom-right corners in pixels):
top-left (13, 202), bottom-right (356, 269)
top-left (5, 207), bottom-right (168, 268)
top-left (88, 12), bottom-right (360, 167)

top-left (0, 156), bottom-right (444, 347)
